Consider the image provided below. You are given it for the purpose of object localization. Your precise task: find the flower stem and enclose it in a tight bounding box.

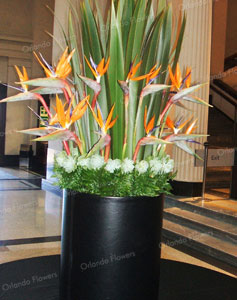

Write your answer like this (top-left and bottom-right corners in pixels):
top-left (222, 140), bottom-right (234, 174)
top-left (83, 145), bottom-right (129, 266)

top-left (92, 91), bottom-right (101, 110)
top-left (62, 88), bottom-right (70, 104)
top-left (133, 139), bottom-right (142, 162)
top-left (34, 93), bottom-right (52, 118)
top-left (152, 96), bottom-right (173, 156)
top-left (122, 94), bottom-right (129, 159)
top-left (63, 141), bottom-right (70, 155)
top-left (62, 79), bottom-right (73, 99)
top-left (105, 142), bottom-right (111, 162)
top-left (159, 97), bottom-right (172, 123)
top-left (133, 93), bottom-right (144, 153)
top-left (71, 132), bottom-right (84, 155)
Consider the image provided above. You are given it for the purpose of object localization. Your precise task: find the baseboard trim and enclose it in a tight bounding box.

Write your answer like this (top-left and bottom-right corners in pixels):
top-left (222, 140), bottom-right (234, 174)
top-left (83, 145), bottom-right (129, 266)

top-left (171, 180), bottom-right (202, 197)
top-left (0, 155), bottom-right (19, 167)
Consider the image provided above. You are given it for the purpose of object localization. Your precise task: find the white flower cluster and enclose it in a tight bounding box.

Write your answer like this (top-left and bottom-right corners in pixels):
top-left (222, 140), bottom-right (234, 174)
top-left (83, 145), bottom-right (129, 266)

top-left (56, 152), bottom-right (174, 175)
top-left (149, 156), bottom-right (174, 175)
top-left (56, 152), bottom-right (77, 173)
top-left (77, 155), bottom-right (134, 174)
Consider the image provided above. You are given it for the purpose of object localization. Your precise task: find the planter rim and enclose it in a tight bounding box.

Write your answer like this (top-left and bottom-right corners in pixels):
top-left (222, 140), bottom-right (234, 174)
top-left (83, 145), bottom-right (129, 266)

top-left (63, 189), bottom-right (163, 202)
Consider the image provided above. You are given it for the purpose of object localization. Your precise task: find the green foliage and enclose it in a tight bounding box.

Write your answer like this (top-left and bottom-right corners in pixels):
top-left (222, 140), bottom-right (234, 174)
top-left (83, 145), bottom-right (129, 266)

top-left (67, 0), bottom-right (186, 160)
top-left (53, 153), bottom-right (175, 197)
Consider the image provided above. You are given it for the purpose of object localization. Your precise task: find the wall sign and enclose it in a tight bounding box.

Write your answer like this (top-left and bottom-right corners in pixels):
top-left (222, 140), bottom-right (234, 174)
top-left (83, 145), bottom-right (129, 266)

top-left (195, 148), bottom-right (236, 167)
top-left (39, 106), bottom-right (49, 127)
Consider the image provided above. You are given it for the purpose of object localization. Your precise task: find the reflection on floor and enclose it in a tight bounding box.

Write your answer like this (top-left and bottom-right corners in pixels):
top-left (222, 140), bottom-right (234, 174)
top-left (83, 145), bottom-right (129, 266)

top-left (0, 167), bottom-right (236, 279)
top-left (177, 194), bottom-right (237, 217)
top-left (0, 190), bottom-right (61, 241)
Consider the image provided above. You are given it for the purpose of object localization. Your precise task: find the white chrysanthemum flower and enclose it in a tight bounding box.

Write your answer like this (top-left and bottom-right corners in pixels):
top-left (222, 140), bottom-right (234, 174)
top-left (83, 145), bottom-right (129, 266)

top-left (89, 154), bottom-right (105, 170)
top-left (149, 158), bottom-right (163, 175)
top-left (56, 151), bottom-right (67, 168)
top-left (104, 159), bottom-right (121, 173)
top-left (162, 159), bottom-right (174, 173)
top-left (135, 160), bottom-right (149, 174)
top-left (77, 157), bottom-right (90, 168)
top-left (63, 156), bottom-right (76, 173)
top-left (121, 158), bottom-right (135, 174)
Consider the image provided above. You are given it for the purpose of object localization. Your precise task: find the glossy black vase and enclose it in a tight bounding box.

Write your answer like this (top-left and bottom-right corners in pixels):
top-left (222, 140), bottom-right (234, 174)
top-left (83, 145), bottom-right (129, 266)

top-left (60, 190), bottom-right (164, 300)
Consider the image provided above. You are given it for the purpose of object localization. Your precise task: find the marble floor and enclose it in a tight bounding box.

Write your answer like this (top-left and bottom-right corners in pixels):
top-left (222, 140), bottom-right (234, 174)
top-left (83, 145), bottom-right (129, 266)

top-left (0, 167), bottom-right (236, 279)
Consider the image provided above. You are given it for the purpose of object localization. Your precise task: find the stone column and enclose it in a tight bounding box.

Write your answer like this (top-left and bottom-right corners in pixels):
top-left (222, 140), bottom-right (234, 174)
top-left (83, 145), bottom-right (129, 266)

top-left (172, 0), bottom-right (213, 195)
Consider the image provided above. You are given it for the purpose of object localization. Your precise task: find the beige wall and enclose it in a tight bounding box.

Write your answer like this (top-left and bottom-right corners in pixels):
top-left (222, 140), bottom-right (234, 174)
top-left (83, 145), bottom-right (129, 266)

top-left (211, 0), bottom-right (237, 75)
top-left (0, 0), bottom-right (55, 155)
top-left (0, 0), bottom-right (33, 40)
top-left (211, 0), bottom-right (228, 75)
top-left (52, 0), bottom-right (69, 61)
top-left (225, 0), bottom-right (237, 58)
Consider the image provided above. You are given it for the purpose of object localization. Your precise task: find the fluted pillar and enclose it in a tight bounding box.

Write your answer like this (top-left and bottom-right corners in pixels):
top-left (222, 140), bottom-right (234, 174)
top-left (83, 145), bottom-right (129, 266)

top-left (173, 0), bottom-right (212, 184)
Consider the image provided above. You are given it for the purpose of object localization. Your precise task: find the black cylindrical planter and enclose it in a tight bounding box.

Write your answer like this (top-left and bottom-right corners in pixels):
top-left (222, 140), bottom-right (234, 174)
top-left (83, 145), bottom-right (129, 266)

top-left (60, 190), bottom-right (164, 300)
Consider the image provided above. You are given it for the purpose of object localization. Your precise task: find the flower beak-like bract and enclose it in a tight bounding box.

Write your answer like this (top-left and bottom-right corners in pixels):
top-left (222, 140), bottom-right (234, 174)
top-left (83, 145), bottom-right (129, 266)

top-left (34, 47), bottom-right (75, 79)
top-left (85, 55), bottom-right (110, 83)
top-left (14, 65), bottom-right (29, 92)
top-left (168, 63), bottom-right (191, 90)
top-left (50, 95), bottom-right (89, 129)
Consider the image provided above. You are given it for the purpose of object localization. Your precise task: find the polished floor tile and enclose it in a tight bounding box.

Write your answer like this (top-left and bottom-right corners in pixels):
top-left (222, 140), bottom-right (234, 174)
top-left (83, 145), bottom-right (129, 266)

top-left (0, 167), bottom-right (41, 180)
top-left (0, 179), bottom-right (39, 191)
top-left (0, 242), bottom-right (61, 265)
top-left (0, 190), bottom-right (62, 241)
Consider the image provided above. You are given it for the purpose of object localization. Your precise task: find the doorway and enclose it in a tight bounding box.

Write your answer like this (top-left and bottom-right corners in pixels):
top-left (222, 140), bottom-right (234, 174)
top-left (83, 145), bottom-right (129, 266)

top-left (0, 84), bottom-right (7, 165)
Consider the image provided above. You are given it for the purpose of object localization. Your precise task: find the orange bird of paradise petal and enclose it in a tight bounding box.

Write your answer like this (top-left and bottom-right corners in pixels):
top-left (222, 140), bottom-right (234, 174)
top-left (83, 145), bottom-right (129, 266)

top-left (55, 48), bottom-right (75, 78)
top-left (14, 66), bottom-right (29, 92)
top-left (89, 102), bottom-right (117, 135)
top-left (85, 56), bottom-right (110, 81)
top-left (146, 65), bottom-right (162, 85)
top-left (54, 95), bottom-right (88, 129)
top-left (129, 60), bottom-right (152, 82)
top-left (166, 116), bottom-right (175, 131)
top-left (185, 118), bottom-right (198, 134)
top-left (178, 115), bottom-right (193, 131)
top-left (168, 63), bottom-right (182, 90)
top-left (144, 106), bottom-right (155, 135)
top-left (70, 96), bottom-right (89, 124)
top-left (127, 59), bottom-right (142, 81)
top-left (166, 115), bottom-right (195, 134)
top-left (55, 95), bottom-right (67, 128)
top-left (105, 104), bottom-right (118, 131)
top-left (34, 47), bottom-right (75, 79)
top-left (175, 63), bottom-right (182, 89)
top-left (184, 67), bottom-right (191, 88)
top-left (169, 64), bottom-right (192, 90)
top-left (97, 58), bottom-right (110, 77)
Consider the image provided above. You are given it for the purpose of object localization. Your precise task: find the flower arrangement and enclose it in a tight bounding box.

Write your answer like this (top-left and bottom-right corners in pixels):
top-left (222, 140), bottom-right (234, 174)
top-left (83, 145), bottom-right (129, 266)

top-left (1, 0), bottom-right (210, 197)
